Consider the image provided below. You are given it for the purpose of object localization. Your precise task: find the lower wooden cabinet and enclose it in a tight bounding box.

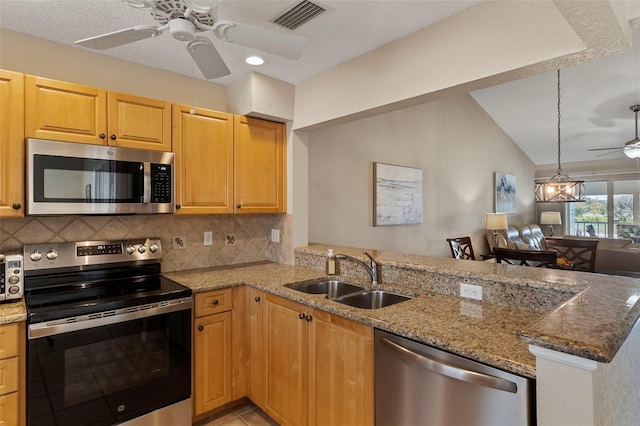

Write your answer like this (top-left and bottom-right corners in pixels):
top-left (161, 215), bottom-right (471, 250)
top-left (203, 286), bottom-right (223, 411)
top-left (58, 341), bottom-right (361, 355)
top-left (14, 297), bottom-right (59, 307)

top-left (262, 293), bottom-right (373, 426)
top-left (0, 322), bottom-right (25, 426)
top-left (193, 289), bottom-right (233, 416)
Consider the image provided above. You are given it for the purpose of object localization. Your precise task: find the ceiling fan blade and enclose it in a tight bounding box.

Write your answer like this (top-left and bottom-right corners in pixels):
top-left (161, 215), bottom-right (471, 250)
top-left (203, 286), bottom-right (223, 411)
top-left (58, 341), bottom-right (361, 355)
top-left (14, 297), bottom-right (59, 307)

top-left (186, 37), bottom-right (230, 79)
top-left (587, 147), bottom-right (624, 152)
top-left (76, 26), bottom-right (161, 50)
top-left (596, 149), bottom-right (623, 158)
top-left (213, 20), bottom-right (307, 59)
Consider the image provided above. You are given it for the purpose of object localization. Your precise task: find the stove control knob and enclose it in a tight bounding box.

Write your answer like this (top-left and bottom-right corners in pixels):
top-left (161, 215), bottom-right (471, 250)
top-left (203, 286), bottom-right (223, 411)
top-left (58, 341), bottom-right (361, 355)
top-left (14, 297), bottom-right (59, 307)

top-left (137, 245), bottom-right (147, 254)
top-left (46, 249), bottom-right (58, 260)
top-left (30, 250), bottom-right (42, 262)
top-left (126, 245), bottom-right (136, 255)
top-left (149, 243), bottom-right (159, 253)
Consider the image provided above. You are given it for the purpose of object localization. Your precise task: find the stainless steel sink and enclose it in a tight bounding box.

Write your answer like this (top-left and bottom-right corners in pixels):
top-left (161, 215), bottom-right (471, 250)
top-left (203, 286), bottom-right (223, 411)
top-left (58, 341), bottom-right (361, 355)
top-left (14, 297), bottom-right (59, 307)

top-left (332, 290), bottom-right (412, 309)
top-left (285, 279), bottom-right (365, 299)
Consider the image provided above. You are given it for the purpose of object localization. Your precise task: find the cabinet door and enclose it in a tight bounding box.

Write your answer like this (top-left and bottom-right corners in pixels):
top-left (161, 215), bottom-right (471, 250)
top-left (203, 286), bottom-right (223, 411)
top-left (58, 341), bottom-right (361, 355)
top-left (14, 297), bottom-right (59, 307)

top-left (0, 392), bottom-right (19, 426)
top-left (25, 75), bottom-right (107, 145)
top-left (0, 70), bottom-right (24, 217)
top-left (173, 105), bottom-right (234, 214)
top-left (194, 311), bottom-right (232, 415)
top-left (246, 288), bottom-right (265, 407)
top-left (234, 116), bottom-right (286, 214)
top-left (264, 294), bottom-right (307, 426)
top-left (308, 310), bottom-right (373, 426)
top-left (107, 92), bottom-right (171, 151)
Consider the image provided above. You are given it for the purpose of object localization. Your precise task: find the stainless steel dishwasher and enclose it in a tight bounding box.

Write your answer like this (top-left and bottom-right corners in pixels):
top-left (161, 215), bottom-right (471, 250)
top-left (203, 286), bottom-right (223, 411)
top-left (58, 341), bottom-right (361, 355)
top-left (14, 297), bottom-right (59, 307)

top-left (375, 329), bottom-right (535, 426)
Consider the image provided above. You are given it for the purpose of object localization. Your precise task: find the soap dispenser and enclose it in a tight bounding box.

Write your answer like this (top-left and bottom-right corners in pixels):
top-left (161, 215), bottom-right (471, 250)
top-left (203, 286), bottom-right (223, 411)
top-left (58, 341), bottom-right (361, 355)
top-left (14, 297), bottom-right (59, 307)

top-left (326, 249), bottom-right (337, 275)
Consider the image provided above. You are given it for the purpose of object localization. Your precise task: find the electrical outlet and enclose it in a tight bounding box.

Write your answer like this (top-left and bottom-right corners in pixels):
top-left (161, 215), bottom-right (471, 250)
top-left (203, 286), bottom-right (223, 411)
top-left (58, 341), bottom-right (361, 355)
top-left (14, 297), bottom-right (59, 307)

top-left (271, 229), bottom-right (280, 243)
top-left (460, 283), bottom-right (482, 301)
top-left (203, 231), bottom-right (213, 246)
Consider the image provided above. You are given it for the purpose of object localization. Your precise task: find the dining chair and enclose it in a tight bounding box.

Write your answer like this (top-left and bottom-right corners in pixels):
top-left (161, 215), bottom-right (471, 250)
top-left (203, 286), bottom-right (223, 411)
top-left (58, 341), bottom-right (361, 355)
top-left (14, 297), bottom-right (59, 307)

top-left (545, 238), bottom-right (598, 272)
top-left (494, 247), bottom-right (557, 268)
top-left (447, 237), bottom-right (476, 260)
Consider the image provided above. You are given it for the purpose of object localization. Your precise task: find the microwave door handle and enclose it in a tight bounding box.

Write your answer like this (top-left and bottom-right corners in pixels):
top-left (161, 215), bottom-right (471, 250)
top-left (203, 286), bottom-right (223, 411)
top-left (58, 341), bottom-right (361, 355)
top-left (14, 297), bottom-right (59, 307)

top-left (85, 184), bottom-right (91, 201)
top-left (142, 162), bottom-right (150, 204)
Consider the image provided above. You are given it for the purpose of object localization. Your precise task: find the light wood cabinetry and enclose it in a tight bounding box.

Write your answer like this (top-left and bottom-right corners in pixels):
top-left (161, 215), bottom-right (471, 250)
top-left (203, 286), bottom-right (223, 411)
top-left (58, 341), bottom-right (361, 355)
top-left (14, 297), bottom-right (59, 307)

top-left (246, 288), bottom-right (266, 408)
top-left (193, 289), bottom-right (233, 416)
top-left (262, 294), bottom-right (373, 426)
top-left (0, 70), bottom-right (24, 217)
top-left (0, 322), bottom-right (25, 426)
top-left (172, 105), bottom-right (234, 214)
top-left (25, 75), bottom-right (171, 150)
top-left (234, 116), bottom-right (286, 214)
top-left (173, 107), bottom-right (287, 214)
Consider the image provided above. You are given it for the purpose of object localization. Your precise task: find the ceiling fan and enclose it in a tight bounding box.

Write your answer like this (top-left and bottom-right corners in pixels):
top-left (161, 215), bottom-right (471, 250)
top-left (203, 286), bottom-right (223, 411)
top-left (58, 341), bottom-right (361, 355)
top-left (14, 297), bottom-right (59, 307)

top-left (75, 0), bottom-right (307, 79)
top-left (588, 105), bottom-right (640, 159)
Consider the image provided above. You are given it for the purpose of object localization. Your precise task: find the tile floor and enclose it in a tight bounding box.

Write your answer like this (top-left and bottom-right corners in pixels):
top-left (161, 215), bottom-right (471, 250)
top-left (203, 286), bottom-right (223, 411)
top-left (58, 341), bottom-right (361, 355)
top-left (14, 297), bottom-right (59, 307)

top-left (193, 401), bottom-right (279, 426)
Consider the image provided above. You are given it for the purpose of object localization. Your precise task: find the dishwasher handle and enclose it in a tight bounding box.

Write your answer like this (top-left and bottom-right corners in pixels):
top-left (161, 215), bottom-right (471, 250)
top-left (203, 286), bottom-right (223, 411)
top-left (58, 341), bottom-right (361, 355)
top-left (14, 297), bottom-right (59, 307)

top-left (380, 336), bottom-right (518, 394)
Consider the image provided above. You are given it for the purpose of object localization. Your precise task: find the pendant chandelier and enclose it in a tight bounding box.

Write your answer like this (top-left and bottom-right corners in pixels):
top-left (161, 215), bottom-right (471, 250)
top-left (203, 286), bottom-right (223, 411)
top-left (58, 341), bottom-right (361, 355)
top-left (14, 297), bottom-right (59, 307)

top-left (535, 70), bottom-right (585, 203)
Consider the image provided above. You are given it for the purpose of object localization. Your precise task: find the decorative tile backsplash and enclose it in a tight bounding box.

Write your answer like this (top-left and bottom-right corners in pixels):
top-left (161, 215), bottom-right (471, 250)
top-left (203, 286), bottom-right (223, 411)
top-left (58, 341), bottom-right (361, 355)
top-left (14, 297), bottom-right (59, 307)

top-left (0, 213), bottom-right (293, 271)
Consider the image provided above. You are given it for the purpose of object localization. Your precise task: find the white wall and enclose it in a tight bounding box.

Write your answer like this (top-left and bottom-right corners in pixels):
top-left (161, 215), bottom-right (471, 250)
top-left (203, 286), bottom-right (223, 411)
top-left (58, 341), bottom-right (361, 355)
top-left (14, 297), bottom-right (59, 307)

top-left (307, 94), bottom-right (535, 257)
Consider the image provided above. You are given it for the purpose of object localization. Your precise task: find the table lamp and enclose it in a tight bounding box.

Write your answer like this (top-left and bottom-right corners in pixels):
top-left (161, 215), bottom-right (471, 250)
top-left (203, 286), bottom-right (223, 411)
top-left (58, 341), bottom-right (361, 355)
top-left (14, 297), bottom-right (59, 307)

top-left (540, 211), bottom-right (562, 237)
top-left (485, 213), bottom-right (508, 251)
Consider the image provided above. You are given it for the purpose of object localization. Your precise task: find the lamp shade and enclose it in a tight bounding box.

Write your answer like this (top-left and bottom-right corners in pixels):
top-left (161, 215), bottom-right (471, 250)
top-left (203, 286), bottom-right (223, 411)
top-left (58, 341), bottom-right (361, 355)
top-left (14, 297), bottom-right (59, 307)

top-left (540, 211), bottom-right (562, 225)
top-left (485, 213), bottom-right (508, 230)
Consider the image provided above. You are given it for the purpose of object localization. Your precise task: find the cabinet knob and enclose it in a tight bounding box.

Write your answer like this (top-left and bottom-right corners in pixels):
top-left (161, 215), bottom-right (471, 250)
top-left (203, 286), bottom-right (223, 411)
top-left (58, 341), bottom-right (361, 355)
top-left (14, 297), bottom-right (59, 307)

top-left (254, 296), bottom-right (261, 302)
top-left (305, 315), bottom-right (313, 322)
top-left (99, 133), bottom-right (106, 139)
top-left (298, 312), bottom-right (305, 320)
top-left (176, 205), bottom-right (181, 209)
top-left (236, 204), bottom-right (242, 209)
top-left (110, 134), bottom-right (117, 140)
top-left (198, 325), bottom-right (204, 331)
top-left (11, 203), bottom-right (21, 210)
top-left (212, 299), bottom-right (219, 306)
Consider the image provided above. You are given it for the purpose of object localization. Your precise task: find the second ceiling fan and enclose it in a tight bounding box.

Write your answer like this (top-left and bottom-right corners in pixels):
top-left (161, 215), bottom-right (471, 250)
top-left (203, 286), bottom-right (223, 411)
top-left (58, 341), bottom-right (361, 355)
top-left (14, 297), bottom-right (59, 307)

top-left (588, 105), bottom-right (640, 159)
top-left (75, 0), bottom-right (308, 79)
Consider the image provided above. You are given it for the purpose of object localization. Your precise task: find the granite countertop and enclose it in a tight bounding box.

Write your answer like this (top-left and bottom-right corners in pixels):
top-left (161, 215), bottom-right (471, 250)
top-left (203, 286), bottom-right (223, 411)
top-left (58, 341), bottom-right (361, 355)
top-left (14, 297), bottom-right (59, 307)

top-left (0, 299), bottom-right (27, 325)
top-left (164, 262), bottom-right (543, 378)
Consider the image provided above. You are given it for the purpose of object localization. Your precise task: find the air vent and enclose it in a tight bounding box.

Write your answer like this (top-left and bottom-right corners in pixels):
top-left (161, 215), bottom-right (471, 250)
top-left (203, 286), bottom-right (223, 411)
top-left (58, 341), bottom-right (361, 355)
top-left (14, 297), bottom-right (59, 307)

top-left (272, 0), bottom-right (326, 30)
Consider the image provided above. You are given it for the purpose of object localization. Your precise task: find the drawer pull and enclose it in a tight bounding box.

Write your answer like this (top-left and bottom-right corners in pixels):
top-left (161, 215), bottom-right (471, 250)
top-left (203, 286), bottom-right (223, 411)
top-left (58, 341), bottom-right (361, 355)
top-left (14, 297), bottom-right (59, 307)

top-left (212, 299), bottom-right (219, 306)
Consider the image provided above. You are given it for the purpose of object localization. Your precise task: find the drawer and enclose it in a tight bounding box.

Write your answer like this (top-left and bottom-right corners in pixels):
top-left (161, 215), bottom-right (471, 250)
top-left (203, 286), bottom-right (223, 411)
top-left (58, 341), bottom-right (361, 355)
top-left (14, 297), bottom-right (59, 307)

top-left (0, 357), bottom-right (18, 396)
top-left (0, 324), bottom-right (18, 360)
top-left (0, 391), bottom-right (19, 426)
top-left (195, 289), bottom-right (232, 317)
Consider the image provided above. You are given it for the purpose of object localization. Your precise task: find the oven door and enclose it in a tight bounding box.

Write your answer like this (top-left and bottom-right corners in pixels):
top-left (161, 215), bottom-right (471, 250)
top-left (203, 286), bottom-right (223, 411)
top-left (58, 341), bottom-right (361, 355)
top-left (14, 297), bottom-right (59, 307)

top-left (27, 301), bottom-right (192, 426)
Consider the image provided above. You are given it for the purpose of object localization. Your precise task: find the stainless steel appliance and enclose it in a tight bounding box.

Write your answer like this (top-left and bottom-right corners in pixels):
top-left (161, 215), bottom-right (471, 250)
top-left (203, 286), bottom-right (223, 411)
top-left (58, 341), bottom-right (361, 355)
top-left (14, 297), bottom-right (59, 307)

top-left (26, 138), bottom-right (174, 215)
top-left (375, 329), bottom-right (535, 426)
top-left (0, 253), bottom-right (23, 302)
top-left (24, 238), bottom-right (192, 426)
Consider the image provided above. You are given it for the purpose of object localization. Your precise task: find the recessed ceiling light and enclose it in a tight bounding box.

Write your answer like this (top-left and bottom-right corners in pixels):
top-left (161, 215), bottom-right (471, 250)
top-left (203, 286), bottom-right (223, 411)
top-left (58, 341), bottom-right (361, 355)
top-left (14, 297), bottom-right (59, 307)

top-left (245, 55), bottom-right (265, 66)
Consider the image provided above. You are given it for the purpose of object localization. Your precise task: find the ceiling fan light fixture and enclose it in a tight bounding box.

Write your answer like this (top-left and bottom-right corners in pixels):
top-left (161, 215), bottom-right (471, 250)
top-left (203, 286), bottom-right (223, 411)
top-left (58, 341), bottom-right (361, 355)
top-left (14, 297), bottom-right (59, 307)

top-left (623, 141), bottom-right (640, 159)
top-left (535, 70), bottom-right (585, 203)
top-left (170, 18), bottom-right (195, 41)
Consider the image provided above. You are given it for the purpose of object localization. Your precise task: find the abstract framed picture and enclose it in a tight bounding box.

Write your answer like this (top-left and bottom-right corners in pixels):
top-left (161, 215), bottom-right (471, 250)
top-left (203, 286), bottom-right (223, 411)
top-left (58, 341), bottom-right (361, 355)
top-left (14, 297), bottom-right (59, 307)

top-left (374, 162), bottom-right (423, 226)
top-left (495, 172), bottom-right (517, 213)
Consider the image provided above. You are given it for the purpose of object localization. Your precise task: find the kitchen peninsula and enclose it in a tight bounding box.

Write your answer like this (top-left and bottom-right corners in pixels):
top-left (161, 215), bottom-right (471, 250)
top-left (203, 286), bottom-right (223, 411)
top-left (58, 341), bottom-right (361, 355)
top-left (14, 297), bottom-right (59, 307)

top-left (163, 243), bottom-right (640, 425)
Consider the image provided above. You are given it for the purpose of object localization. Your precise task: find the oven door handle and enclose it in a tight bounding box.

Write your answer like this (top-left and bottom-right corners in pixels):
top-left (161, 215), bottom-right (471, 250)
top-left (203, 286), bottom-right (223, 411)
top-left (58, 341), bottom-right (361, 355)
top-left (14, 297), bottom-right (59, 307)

top-left (28, 297), bottom-right (192, 339)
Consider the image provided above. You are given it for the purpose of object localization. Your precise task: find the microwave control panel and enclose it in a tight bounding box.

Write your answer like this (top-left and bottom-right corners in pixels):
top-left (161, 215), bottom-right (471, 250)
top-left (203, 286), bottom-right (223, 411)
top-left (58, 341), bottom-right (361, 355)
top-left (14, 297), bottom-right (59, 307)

top-left (0, 254), bottom-right (24, 302)
top-left (150, 163), bottom-right (172, 204)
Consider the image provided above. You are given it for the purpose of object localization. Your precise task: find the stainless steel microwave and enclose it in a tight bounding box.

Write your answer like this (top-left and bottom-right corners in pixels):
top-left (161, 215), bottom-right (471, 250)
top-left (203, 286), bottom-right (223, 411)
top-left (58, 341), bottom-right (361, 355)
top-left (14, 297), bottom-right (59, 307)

top-left (26, 138), bottom-right (175, 215)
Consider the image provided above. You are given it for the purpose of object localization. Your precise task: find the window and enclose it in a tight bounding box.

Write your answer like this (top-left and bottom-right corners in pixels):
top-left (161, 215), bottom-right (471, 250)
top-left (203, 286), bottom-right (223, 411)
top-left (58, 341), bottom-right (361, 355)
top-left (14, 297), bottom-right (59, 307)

top-left (567, 179), bottom-right (640, 239)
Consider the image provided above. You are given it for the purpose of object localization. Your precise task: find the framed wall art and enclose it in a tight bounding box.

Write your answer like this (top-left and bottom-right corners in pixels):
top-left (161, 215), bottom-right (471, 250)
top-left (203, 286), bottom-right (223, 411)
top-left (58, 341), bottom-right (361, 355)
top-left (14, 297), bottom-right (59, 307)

top-left (495, 172), bottom-right (517, 213)
top-left (374, 162), bottom-right (423, 226)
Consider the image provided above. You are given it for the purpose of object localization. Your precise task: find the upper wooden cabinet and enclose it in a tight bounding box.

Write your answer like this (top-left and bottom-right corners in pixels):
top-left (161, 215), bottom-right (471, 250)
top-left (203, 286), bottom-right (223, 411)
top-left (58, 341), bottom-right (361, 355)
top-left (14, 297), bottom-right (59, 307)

top-left (234, 116), bottom-right (286, 214)
top-left (173, 105), bottom-right (234, 214)
top-left (25, 75), bottom-right (171, 151)
top-left (0, 70), bottom-right (25, 218)
top-left (173, 106), bottom-right (287, 215)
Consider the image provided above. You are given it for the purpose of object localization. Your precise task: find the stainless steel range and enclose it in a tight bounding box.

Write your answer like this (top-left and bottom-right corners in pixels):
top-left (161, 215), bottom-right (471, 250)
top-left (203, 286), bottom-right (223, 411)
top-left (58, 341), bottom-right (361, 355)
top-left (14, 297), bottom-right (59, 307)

top-left (23, 238), bottom-right (192, 426)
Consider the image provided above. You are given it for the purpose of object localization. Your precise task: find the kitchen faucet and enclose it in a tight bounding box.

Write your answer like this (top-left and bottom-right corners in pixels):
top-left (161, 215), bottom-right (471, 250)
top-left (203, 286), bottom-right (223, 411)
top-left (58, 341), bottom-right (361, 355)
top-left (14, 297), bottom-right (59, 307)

top-left (335, 251), bottom-right (378, 285)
